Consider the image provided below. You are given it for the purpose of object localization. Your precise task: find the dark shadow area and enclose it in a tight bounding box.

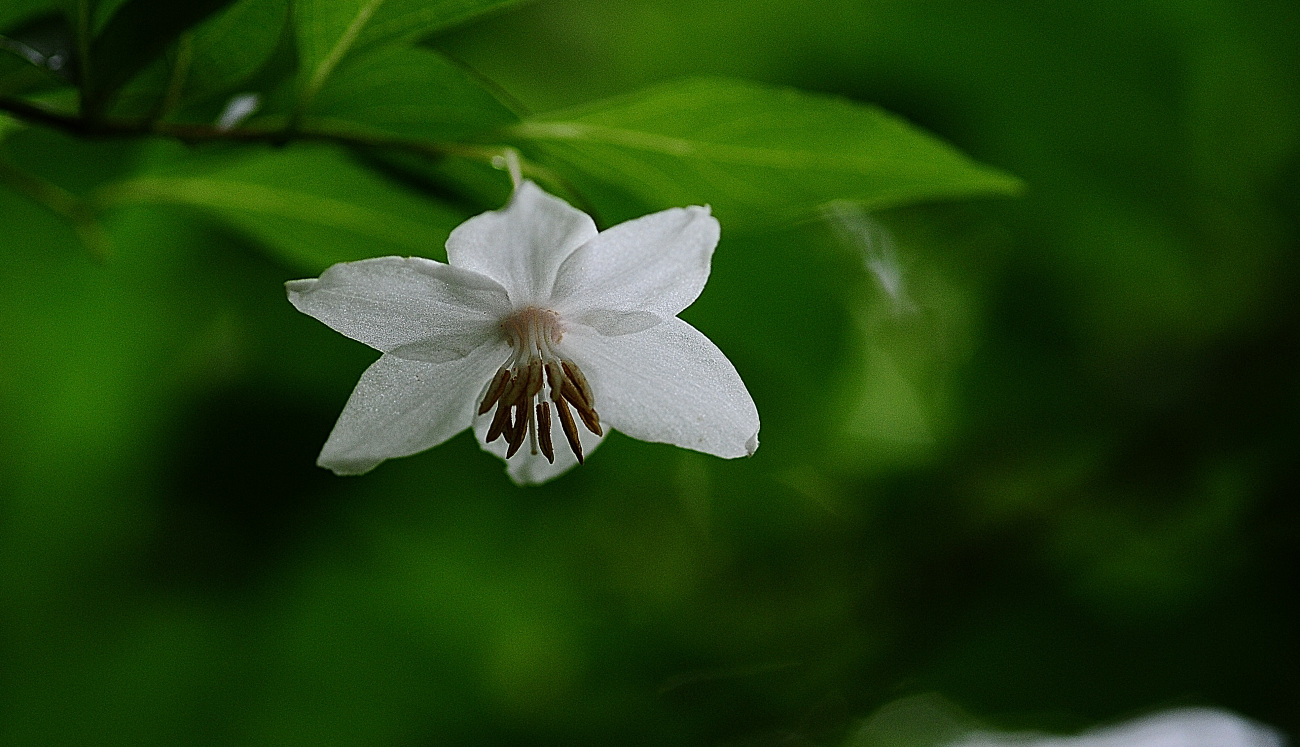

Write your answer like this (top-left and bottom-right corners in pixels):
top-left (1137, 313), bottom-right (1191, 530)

top-left (142, 385), bottom-right (341, 596)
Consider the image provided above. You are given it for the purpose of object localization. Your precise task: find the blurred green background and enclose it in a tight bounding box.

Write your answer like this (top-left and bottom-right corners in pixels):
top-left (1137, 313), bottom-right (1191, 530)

top-left (2, 0), bottom-right (1297, 744)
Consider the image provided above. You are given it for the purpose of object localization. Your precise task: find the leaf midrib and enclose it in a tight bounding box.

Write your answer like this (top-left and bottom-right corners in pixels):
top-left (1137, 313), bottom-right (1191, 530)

top-left (297, 0), bottom-right (387, 115)
top-left (511, 121), bottom-right (1018, 183)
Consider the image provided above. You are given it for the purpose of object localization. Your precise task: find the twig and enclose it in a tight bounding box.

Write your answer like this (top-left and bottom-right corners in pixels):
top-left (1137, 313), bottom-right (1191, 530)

top-left (0, 96), bottom-right (510, 162)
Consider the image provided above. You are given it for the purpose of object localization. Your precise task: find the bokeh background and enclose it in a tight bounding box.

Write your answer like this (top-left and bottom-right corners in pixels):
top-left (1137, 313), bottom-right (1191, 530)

top-left (2, 0), bottom-right (1297, 744)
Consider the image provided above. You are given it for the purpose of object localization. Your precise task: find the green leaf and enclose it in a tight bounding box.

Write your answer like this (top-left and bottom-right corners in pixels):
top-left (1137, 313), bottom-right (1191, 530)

top-left (179, 0), bottom-right (288, 105)
top-left (302, 46), bottom-right (516, 142)
top-left (89, 0), bottom-right (127, 32)
top-left (0, 113), bottom-right (19, 139)
top-left (84, 0), bottom-right (237, 112)
top-left (511, 77), bottom-right (1024, 226)
top-left (292, 0), bottom-right (521, 112)
top-left (0, 0), bottom-right (55, 31)
top-left (93, 144), bottom-right (468, 271)
top-left (104, 0), bottom-right (289, 120)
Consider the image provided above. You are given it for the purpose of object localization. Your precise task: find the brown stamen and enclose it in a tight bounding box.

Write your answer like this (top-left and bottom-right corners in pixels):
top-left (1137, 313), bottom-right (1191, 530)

top-left (524, 360), bottom-right (543, 399)
top-left (485, 404), bottom-right (509, 444)
top-left (478, 367), bottom-right (511, 415)
top-left (536, 402), bottom-right (554, 463)
top-left (545, 360), bottom-right (564, 397)
top-left (553, 395), bottom-right (584, 464)
top-left (505, 402), bottom-right (529, 458)
top-left (561, 384), bottom-right (602, 436)
top-left (574, 402), bottom-right (603, 437)
top-left (526, 397), bottom-right (539, 456)
top-left (559, 377), bottom-right (586, 408)
top-left (485, 371), bottom-right (523, 443)
top-left (562, 359), bottom-right (595, 408)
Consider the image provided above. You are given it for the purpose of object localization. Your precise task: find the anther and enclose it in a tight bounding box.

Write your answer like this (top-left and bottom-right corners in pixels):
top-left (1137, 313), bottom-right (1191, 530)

top-left (485, 372), bottom-right (519, 443)
top-left (524, 360), bottom-right (543, 399)
top-left (558, 369), bottom-right (602, 436)
top-left (562, 360), bottom-right (595, 408)
top-left (552, 395), bottom-right (583, 464)
top-left (571, 398), bottom-right (602, 437)
top-left (478, 367), bottom-right (511, 415)
top-left (505, 402), bottom-right (529, 457)
top-left (536, 402), bottom-right (554, 463)
top-left (526, 396), bottom-right (539, 456)
top-left (545, 360), bottom-right (564, 396)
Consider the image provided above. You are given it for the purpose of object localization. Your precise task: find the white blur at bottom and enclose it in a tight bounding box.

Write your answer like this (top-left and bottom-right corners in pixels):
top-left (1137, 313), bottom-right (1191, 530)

top-left (949, 708), bottom-right (1286, 747)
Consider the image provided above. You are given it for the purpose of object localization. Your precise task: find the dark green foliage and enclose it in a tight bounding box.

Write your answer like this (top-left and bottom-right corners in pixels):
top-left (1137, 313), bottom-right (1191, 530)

top-left (303, 45), bottom-right (518, 141)
top-left (0, 0), bottom-right (56, 30)
top-left (83, 0), bottom-right (238, 115)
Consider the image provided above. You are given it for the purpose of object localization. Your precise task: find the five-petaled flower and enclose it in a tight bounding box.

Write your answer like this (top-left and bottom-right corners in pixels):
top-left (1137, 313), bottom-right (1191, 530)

top-left (287, 181), bottom-right (760, 485)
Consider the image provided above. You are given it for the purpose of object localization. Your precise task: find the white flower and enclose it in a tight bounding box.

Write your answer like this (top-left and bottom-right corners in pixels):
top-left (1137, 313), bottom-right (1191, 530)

top-left (286, 181), bottom-right (760, 485)
top-left (945, 708), bottom-right (1284, 747)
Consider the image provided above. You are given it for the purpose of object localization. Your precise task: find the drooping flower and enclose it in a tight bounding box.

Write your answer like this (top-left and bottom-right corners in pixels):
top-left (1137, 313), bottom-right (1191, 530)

top-left (946, 708), bottom-right (1283, 747)
top-left (286, 181), bottom-right (760, 485)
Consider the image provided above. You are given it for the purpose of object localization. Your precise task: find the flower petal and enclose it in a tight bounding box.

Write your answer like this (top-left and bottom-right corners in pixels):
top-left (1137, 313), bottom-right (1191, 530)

top-left (949, 708), bottom-right (1284, 747)
top-left (550, 206), bottom-right (719, 318)
top-left (446, 181), bottom-right (597, 305)
top-left (287, 256), bottom-right (510, 362)
top-left (472, 407), bottom-right (605, 485)
top-left (560, 317), bottom-right (759, 459)
top-left (318, 343), bottom-right (509, 475)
